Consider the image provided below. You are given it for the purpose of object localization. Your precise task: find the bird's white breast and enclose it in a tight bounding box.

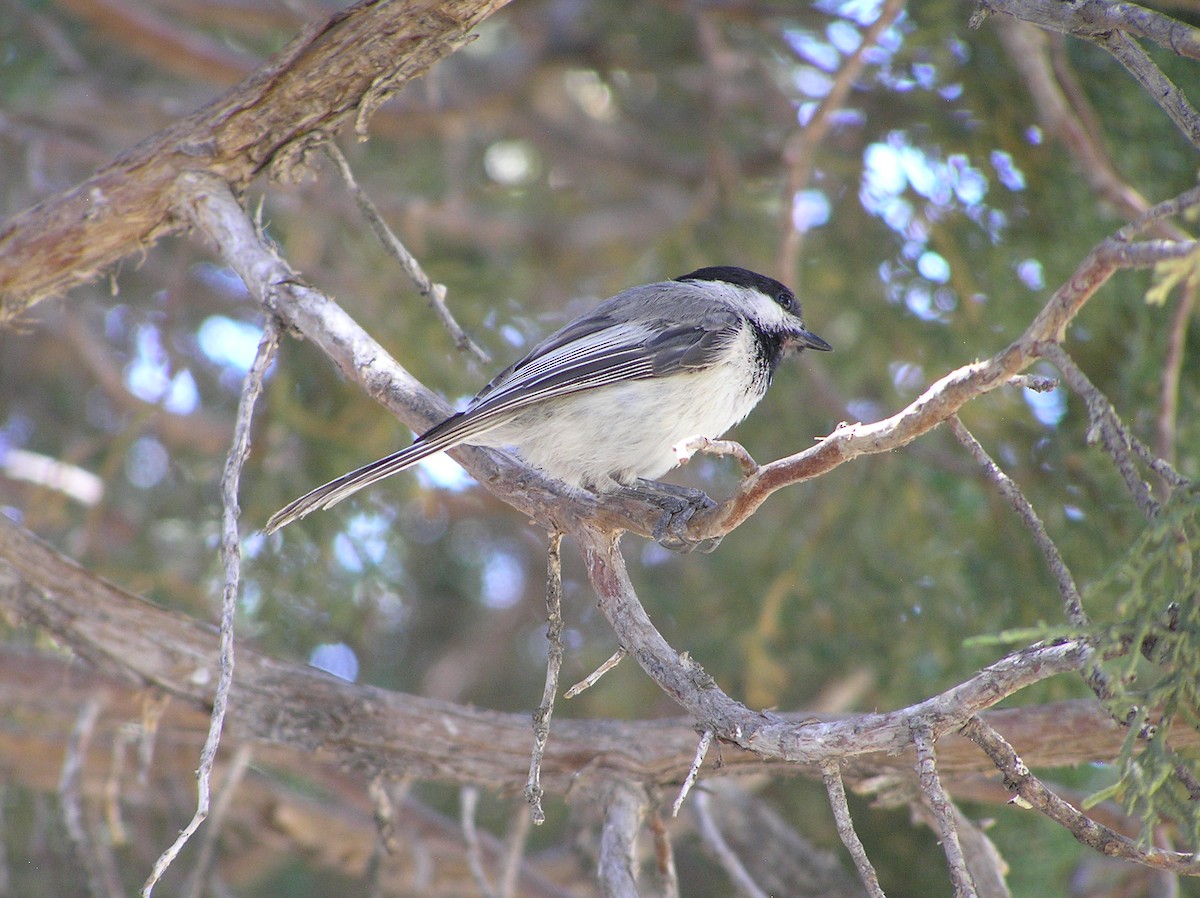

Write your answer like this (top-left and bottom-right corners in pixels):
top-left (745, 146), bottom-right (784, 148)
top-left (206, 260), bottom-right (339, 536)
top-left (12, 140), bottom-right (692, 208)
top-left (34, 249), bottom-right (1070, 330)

top-left (478, 324), bottom-right (769, 490)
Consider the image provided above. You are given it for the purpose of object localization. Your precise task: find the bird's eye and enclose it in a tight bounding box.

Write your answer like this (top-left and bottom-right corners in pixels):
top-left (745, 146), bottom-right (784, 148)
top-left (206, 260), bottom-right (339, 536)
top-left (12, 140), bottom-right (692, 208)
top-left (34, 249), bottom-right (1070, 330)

top-left (776, 291), bottom-right (794, 311)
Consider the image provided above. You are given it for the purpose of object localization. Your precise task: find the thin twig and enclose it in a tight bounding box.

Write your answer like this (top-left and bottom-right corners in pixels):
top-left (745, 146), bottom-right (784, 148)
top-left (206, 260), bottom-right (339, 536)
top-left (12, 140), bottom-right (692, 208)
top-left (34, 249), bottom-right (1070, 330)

top-left (961, 716), bottom-right (1200, 874)
top-left (103, 724), bottom-right (134, 846)
top-left (947, 415), bottom-right (1118, 701)
top-left (136, 692), bottom-right (169, 787)
top-left (142, 317), bottom-right (280, 897)
top-left (995, 18), bottom-right (1155, 228)
top-left (184, 743), bottom-right (254, 898)
top-left (947, 416), bottom-right (1086, 627)
top-left (1092, 28), bottom-right (1200, 151)
top-left (525, 530), bottom-right (564, 825)
top-left (461, 786), bottom-right (496, 898)
top-left (324, 142), bottom-right (490, 363)
top-left (821, 761), bottom-right (885, 898)
top-left (1081, 0), bottom-right (1200, 61)
top-left (984, 0), bottom-right (1200, 147)
top-left (1005, 374), bottom-right (1057, 392)
top-left (1035, 342), bottom-right (1163, 518)
top-left (0, 786), bottom-right (8, 897)
top-left (1114, 184), bottom-right (1200, 243)
top-left (673, 436), bottom-right (758, 477)
top-left (368, 773), bottom-right (399, 854)
top-left (692, 790), bottom-right (771, 898)
top-left (912, 726), bottom-right (977, 898)
top-left (564, 647), bottom-right (627, 698)
top-left (649, 809), bottom-right (679, 898)
top-left (365, 773), bottom-right (413, 898)
top-left (672, 729), bottom-right (712, 817)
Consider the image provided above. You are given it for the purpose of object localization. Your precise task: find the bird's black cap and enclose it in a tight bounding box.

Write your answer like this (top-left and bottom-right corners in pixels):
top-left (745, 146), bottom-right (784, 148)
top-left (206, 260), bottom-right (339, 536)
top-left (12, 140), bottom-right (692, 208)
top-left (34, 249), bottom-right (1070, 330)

top-left (675, 266), bottom-right (792, 300)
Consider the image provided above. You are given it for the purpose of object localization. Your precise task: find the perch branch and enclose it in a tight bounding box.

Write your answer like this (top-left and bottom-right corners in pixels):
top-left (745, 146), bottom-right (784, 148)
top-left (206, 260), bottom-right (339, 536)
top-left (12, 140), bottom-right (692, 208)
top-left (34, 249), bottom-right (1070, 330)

top-left (684, 218), bottom-right (1200, 545)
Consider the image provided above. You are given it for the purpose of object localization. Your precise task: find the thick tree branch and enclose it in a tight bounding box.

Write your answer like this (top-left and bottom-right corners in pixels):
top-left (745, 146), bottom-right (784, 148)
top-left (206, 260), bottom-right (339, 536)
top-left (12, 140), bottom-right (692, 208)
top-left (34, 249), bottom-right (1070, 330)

top-left (0, 0), bottom-right (511, 318)
top-left (3, 517), bottom-right (1188, 795)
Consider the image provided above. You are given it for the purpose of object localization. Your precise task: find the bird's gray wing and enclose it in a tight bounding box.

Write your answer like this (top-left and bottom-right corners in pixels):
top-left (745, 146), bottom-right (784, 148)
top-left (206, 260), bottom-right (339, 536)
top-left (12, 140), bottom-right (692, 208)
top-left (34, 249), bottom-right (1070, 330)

top-left (419, 308), bottom-right (742, 442)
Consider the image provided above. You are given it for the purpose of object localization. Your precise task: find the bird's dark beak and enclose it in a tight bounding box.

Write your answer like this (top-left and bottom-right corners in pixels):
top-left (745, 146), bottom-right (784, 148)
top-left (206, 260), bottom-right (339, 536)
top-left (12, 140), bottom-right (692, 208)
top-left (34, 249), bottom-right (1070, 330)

top-left (793, 328), bottom-right (832, 352)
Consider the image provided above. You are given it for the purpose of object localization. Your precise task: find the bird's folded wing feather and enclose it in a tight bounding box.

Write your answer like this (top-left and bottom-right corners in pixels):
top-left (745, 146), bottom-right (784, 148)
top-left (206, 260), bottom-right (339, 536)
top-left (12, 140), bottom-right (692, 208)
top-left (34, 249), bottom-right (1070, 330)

top-left (420, 311), bottom-right (741, 442)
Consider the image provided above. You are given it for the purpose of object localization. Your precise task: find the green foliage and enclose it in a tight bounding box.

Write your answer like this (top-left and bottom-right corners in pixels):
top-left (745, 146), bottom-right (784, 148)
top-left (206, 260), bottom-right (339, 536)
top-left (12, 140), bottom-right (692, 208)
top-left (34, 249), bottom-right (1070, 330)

top-left (1083, 489), bottom-right (1200, 845)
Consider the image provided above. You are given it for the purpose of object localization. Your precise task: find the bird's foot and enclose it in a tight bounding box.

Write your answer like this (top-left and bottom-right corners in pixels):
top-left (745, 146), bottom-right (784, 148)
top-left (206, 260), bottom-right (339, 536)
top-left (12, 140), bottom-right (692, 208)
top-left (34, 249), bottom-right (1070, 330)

top-left (621, 479), bottom-right (723, 554)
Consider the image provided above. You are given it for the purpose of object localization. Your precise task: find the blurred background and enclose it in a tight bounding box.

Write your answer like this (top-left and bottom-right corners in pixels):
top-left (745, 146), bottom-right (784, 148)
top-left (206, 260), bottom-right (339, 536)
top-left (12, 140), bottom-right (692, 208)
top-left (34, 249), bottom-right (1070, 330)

top-left (1, 0), bottom-right (1198, 894)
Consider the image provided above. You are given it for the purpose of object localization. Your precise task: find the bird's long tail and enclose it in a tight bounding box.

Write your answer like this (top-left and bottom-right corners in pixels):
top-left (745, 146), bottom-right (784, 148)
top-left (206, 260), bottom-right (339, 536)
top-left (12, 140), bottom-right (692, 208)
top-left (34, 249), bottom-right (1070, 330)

top-left (263, 412), bottom-right (491, 533)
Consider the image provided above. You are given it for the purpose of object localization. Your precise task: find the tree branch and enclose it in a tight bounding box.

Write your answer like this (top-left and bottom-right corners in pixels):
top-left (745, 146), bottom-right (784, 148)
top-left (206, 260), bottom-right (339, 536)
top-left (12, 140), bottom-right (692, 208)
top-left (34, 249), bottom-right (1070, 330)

top-left (4, 517), bottom-right (1183, 796)
top-left (980, 0), bottom-right (1200, 149)
top-left (962, 716), bottom-right (1200, 874)
top-left (0, 0), bottom-right (511, 318)
top-left (914, 727), bottom-right (977, 898)
top-left (822, 762), bottom-right (885, 898)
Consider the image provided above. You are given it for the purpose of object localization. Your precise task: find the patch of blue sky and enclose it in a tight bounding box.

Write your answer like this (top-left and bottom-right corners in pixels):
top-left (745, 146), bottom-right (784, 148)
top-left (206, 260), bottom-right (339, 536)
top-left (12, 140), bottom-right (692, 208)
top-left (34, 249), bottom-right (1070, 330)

top-left (1017, 259), bottom-right (1045, 291)
top-left (917, 250), bottom-right (950, 283)
top-left (192, 262), bottom-right (249, 299)
top-left (197, 315), bottom-right (264, 376)
top-left (332, 512), bottom-right (391, 572)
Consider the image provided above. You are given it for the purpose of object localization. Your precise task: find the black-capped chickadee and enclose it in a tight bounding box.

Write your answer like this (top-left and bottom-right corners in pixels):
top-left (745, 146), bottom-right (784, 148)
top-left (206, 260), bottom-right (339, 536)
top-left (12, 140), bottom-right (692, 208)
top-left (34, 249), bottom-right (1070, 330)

top-left (265, 266), bottom-right (831, 546)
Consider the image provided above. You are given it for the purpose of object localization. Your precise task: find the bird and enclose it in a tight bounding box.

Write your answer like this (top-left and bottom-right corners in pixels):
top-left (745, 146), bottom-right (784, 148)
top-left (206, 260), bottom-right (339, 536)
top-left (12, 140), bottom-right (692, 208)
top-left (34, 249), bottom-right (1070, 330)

top-left (264, 266), bottom-right (831, 547)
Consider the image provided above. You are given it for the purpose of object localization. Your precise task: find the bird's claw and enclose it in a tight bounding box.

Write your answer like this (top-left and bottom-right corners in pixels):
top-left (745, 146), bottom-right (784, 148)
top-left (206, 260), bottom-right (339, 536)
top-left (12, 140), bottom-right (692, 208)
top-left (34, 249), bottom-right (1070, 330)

top-left (628, 480), bottom-right (723, 554)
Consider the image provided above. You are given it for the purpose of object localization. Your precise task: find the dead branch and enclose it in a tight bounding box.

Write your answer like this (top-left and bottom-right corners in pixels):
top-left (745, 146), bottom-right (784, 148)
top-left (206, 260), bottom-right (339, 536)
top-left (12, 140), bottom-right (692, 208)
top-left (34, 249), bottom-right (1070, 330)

top-left (141, 310), bottom-right (279, 898)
